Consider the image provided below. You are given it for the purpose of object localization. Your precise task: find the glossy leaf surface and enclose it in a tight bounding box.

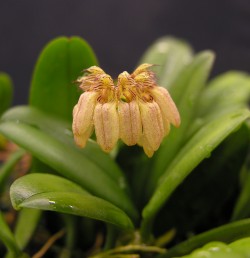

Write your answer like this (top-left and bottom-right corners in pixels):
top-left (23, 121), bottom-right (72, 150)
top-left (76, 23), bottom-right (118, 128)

top-left (10, 174), bottom-right (134, 230)
top-left (0, 121), bottom-right (137, 220)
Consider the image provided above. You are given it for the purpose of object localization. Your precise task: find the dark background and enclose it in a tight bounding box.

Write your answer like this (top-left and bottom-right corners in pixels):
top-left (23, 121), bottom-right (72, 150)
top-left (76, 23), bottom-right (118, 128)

top-left (1, 0), bottom-right (250, 105)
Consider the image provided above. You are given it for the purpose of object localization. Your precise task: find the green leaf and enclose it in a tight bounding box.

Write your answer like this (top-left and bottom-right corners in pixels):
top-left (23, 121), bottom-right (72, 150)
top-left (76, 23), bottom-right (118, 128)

top-left (13, 209), bottom-right (41, 251)
top-left (231, 164), bottom-right (250, 221)
top-left (146, 51), bottom-right (215, 197)
top-left (29, 36), bottom-right (98, 121)
top-left (0, 212), bottom-right (21, 257)
top-left (176, 241), bottom-right (248, 258)
top-left (159, 219), bottom-right (250, 258)
top-left (141, 109), bottom-right (250, 239)
top-left (198, 72), bottom-right (250, 119)
top-left (230, 238), bottom-right (250, 256)
top-left (153, 125), bottom-right (249, 241)
top-left (131, 37), bottom-right (193, 207)
top-left (0, 72), bottom-right (13, 116)
top-left (10, 174), bottom-right (134, 230)
top-left (1, 106), bottom-right (127, 186)
top-left (11, 173), bottom-right (88, 209)
top-left (0, 149), bottom-right (26, 193)
top-left (139, 36), bottom-right (193, 89)
top-left (186, 72), bottom-right (250, 138)
top-left (0, 121), bottom-right (137, 220)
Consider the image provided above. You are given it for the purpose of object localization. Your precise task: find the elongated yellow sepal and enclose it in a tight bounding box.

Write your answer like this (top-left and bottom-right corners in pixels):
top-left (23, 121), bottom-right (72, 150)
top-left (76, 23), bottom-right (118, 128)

top-left (139, 100), bottom-right (164, 151)
top-left (94, 102), bottom-right (119, 152)
top-left (118, 100), bottom-right (142, 146)
top-left (151, 87), bottom-right (181, 128)
top-left (72, 92), bottom-right (98, 147)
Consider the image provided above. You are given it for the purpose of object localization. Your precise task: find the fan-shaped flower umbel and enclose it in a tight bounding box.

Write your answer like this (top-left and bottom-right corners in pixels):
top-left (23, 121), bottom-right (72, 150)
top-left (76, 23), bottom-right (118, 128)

top-left (72, 64), bottom-right (180, 157)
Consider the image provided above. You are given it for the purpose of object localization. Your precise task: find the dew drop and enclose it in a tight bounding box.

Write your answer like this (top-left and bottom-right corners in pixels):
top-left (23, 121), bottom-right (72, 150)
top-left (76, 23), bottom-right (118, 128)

top-left (49, 201), bottom-right (56, 209)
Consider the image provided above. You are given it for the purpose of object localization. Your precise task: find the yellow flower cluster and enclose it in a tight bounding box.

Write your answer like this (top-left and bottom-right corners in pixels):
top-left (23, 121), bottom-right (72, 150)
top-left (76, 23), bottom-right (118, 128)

top-left (72, 64), bottom-right (180, 157)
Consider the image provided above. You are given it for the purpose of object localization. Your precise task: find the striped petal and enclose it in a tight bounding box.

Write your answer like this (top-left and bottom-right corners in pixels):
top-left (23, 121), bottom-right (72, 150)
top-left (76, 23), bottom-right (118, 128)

top-left (94, 102), bottom-right (119, 152)
top-left (132, 63), bottom-right (154, 77)
top-left (72, 92), bottom-right (98, 147)
top-left (118, 101), bottom-right (142, 146)
top-left (138, 134), bottom-right (155, 158)
top-left (139, 100), bottom-right (164, 151)
top-left (151, 87), bottom-right (181, 128)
